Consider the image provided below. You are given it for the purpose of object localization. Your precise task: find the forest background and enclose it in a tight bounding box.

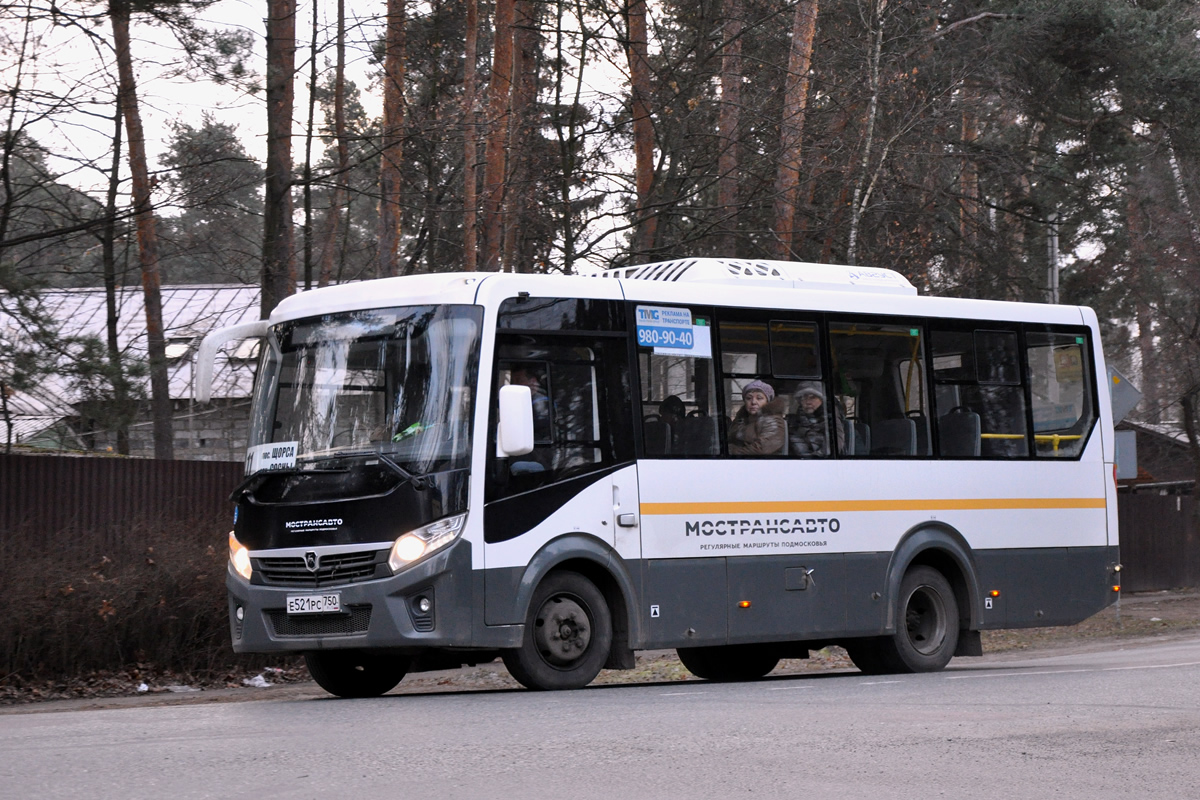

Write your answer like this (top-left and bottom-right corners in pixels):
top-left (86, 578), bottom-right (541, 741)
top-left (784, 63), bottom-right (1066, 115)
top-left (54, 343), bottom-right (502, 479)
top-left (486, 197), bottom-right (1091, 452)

top-left (3, 0), bottom-right (1200, 470)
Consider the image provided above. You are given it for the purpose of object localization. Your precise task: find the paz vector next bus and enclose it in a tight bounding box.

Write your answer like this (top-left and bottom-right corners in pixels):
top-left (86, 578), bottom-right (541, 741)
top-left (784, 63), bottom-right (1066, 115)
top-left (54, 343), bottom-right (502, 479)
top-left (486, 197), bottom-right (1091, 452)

top-left (196, 259), bottom-right (1120, 697)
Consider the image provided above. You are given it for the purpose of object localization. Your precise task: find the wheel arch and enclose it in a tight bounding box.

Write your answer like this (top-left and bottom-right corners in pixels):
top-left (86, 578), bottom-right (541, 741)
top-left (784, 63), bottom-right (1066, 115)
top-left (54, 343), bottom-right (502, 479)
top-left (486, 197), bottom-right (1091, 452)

top-left (883, 523), bottom-right (983, 633)
top-left (512, 533), bottom-right (640, 668)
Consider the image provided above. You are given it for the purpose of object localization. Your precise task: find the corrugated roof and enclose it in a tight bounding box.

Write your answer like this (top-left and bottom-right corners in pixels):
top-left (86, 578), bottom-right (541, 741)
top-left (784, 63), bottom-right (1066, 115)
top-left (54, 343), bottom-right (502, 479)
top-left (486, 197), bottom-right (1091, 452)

top-left (1, 285), bottom-right (261, 427)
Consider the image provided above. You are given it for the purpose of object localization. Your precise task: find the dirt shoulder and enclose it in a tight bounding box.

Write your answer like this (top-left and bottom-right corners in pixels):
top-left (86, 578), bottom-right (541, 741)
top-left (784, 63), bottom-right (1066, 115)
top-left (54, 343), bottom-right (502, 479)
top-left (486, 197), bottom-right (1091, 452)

top-left (4, 588), bottom-right (1198, 715)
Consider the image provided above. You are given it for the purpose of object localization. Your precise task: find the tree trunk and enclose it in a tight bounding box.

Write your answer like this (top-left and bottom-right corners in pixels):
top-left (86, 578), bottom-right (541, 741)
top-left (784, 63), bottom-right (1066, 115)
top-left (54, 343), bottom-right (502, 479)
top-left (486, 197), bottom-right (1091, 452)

top-left (319, 0), bottom-right (349, 287)
top-left (625, 0), bottom-right (656, 258)
top-left (462, 0), bottom-right (479, 271)
top-left (846, 0), bottom-right (885, 267)
top-left (378, 0), bottom-right (406, 277)
top-left (502, 0), bottom-right (539, 273)
top-left (481, 0), bottom-right (515, 271)
top-left (716, 0), bottom-right (742, 255)
top-left (1180, 392), bottom-right (1200, 529)
top-left (110, 0), bottom-right (173, 460)
top-left (263, 0), bottom-right (297, 315)
top-left (302, 0), bottom-right (320, 291)
top-left (958, 104), bottom-right (980, 271)
top-left (102, 94), bottom-right (130, 455)
top-left (2, 381), bottom-right (12, 455)
top-left (550, 0), bottom-right (578, 274)
top-left (772, 0), bottom-right (819, 259)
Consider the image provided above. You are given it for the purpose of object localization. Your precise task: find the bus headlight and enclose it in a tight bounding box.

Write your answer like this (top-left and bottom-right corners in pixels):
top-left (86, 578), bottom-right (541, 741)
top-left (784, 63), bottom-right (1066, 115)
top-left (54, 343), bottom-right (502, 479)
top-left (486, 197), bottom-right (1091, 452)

top-left (229, 531), bottom-right (253, 581)
top-left (388, 513), bottom-right (466, 573)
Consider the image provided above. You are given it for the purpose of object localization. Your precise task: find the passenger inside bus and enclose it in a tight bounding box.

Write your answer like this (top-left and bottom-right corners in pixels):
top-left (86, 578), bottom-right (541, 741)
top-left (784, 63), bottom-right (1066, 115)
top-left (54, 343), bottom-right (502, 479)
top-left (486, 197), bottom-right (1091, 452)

top-left (788, 382), bottom-right (842, 457)
top-left (728, 379), bottom-right (787, 455)
top-left (659, 395), bottom-right (686, 427)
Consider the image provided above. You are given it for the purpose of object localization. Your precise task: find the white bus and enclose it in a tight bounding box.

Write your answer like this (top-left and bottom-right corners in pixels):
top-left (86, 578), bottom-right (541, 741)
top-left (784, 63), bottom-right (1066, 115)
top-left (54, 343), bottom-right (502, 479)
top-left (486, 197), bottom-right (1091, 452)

top-left (197, 259), bottom-right (1120, 697)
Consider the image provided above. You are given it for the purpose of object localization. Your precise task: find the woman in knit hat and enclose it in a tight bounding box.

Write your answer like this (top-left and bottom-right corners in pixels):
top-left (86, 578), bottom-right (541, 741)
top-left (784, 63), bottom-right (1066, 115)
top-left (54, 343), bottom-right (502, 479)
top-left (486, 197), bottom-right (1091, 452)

top-left (789, 381), bottom-right (831, 456)
top-left (728, 379), bottom-right (787, 455)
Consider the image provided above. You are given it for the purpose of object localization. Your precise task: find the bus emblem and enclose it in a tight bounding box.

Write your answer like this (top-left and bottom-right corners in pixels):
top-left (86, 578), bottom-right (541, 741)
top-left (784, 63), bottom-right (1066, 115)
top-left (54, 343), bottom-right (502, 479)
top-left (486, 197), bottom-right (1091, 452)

top-left (305, 551), bottom-right (319, 572)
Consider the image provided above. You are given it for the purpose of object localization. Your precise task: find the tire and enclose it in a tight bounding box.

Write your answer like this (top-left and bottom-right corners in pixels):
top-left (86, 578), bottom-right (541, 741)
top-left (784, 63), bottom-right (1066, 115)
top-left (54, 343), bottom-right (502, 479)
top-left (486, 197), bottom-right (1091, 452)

top-left (502, 571), bottom-right (613, 691)
top-left (305, 650), bottom-right (409, 698)
top-left (874, 566), bottom-right (960, 673)
top-left (676, 645), bottom-right (780, 682)
top-left (843, 639), bottom-right (889, 675)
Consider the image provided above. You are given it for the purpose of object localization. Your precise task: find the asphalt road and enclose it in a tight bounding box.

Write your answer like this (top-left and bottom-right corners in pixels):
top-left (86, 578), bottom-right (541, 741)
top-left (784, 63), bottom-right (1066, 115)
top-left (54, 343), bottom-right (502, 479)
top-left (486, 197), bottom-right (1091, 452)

top-left (3, 638), bottom-right (1199, 800)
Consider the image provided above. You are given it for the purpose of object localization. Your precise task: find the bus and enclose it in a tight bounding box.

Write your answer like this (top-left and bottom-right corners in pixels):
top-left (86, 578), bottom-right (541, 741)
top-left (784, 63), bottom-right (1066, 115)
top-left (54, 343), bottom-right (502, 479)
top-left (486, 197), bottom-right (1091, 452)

top-left (196, 258), bottom-right (1120, 697)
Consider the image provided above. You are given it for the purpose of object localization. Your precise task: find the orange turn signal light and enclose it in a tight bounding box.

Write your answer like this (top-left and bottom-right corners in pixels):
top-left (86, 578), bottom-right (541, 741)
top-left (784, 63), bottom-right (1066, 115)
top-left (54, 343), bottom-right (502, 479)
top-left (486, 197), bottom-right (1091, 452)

top-left (738, 600), bottom-right (752, 609)
top-left (989, 590), bottom-right (1000, 598)
top-left (1112, 585), bottom-right (1121, 593)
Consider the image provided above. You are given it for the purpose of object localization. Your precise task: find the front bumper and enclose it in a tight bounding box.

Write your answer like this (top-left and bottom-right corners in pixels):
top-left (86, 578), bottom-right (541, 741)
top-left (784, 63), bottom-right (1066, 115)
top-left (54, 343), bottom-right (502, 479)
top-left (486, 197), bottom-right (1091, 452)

top-left (228, 537), bottom-right (481, 653)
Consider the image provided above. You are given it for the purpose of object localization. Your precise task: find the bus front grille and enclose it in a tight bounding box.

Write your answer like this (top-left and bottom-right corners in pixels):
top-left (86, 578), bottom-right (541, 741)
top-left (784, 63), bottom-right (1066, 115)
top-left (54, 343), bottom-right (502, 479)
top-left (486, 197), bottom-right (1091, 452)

top-left (255, 551), bottom-right (385, 587)
top-left (268, 605), bottom-right (372, 637)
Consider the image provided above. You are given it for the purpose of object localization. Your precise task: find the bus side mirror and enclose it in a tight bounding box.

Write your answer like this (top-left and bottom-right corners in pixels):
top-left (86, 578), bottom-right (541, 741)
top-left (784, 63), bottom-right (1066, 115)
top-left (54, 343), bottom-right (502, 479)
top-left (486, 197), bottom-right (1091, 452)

top-left (195, 320), bottom-right (269, 403)
top-left (497, 384), bottom-right (535, 456)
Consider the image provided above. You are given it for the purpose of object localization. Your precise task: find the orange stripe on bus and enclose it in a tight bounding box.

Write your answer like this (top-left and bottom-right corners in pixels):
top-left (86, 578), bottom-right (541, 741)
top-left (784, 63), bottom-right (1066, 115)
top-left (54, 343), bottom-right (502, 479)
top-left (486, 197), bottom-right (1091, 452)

top-left (639, 498), bottom-right (1107, 515)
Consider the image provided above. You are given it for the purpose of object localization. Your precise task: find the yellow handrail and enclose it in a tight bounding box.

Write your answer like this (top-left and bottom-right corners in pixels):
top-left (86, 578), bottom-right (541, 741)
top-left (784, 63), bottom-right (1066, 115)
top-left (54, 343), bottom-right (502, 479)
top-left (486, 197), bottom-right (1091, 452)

top-left (979, 432), bottom-right (1082, 452)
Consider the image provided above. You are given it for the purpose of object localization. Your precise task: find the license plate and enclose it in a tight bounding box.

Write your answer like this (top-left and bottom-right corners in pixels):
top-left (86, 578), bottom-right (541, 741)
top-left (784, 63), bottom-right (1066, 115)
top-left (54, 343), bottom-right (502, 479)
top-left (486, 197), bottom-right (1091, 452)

top-left (286, 593), bottom-right (342, 615)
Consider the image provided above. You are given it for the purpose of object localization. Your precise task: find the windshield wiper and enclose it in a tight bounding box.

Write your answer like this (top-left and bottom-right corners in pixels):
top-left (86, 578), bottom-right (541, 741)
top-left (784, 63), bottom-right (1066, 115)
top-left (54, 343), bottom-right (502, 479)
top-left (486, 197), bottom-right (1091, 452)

top-left (228, 466), bottom-right (349, 501)
top-left (370, 450), bottom-right (431, 491)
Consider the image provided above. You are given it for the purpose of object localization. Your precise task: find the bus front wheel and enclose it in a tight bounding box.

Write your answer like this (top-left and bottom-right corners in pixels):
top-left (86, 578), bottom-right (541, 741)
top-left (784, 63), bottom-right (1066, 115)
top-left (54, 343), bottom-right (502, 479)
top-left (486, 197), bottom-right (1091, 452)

top-left (851, 566), bottom-right (959, 674)
top-left (503, 571), bottom-right (612, 691)
top-left (305, 650), bottom-right (409, 698)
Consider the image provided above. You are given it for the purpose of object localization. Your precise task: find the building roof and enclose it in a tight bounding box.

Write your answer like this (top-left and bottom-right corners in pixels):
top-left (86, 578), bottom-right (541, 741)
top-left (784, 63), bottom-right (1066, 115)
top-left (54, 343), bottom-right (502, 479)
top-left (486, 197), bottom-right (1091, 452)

top-left (1, 285), bottom-right (260, 429)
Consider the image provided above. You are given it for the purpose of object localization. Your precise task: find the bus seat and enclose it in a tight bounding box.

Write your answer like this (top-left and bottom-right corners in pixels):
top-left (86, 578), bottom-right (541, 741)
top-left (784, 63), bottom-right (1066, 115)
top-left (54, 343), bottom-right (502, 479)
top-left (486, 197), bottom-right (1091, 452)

top-left (842, 418), bottom-right (855, 455)
top-left (675, 415), bottom-right (719, 456)
top-left (907, 411), bottom-right (930, 455)
top-left (939, 408), bottom-right (981, 457)
top-left (872, 418), bottom-right (916, 456)
top-left (643, 418), bottom-right (672, 456)
top-left (844, 419), bottom-right (871, 455)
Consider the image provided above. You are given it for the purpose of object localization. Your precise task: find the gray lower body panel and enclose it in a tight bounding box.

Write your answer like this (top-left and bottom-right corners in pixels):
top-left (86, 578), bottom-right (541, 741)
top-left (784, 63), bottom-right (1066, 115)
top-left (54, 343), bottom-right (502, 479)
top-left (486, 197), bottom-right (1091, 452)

top-left (973, 545), bottom-right (1120, 629)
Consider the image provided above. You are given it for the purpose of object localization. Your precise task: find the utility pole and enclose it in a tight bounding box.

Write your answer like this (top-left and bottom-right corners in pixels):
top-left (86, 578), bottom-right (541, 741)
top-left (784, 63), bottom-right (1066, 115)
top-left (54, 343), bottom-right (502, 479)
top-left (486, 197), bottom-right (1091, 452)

top-left (1047, 212), bottom-right (1060, 304)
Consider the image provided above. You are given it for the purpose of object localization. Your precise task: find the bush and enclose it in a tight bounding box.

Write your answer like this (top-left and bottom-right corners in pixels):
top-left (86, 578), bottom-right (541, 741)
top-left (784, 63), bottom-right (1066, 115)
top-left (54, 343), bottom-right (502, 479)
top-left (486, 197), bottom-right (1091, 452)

top-left (1, 516), bottom-right (269, 686)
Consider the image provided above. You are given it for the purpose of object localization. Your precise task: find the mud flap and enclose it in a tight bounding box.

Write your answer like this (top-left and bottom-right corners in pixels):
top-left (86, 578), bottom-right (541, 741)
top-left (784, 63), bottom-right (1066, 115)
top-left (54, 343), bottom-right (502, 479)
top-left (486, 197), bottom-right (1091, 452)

top-left (955, 628), bottom-right (983, 657)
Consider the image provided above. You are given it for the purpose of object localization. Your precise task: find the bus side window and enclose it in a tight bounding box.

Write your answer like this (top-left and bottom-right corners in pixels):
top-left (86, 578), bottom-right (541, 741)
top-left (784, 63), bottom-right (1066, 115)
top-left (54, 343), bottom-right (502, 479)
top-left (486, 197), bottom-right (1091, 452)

top-left (638, 317), bottom-right (719, 457)
top-left (931, 329), bottom-right (1027, 458)
top-left (828, 321), bottom-right (928, 458)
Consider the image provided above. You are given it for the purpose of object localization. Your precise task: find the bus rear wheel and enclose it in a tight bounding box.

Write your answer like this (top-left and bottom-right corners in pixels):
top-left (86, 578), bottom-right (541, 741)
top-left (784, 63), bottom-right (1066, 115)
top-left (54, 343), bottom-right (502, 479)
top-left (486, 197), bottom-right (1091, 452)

top-left (854, 566), bottom-right (959, 675)
top-left (676, 645), bottom-right (780, 682)
top-left (305, 650), bottom-right (409, 698)
top-left (502, 571), bottom-right (612, 691)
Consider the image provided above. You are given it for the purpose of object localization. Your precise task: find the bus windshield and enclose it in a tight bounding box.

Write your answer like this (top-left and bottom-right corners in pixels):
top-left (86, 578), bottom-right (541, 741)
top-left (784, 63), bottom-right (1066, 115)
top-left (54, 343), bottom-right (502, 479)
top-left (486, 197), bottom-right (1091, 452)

top-left (247, 305), bottom-right (483, 475)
